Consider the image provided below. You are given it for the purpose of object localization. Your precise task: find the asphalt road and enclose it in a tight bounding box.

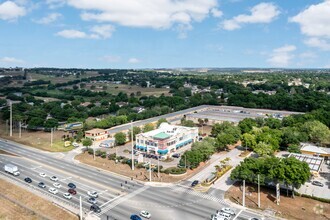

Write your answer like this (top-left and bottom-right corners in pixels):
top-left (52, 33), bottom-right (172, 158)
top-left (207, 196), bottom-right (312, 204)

top-left (0, 140), bottom-right (268, 220)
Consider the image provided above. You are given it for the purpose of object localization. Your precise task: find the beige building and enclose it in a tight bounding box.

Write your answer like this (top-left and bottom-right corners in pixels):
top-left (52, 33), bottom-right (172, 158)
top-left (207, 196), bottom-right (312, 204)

top-left (85, 128), bottom-right (108, 141)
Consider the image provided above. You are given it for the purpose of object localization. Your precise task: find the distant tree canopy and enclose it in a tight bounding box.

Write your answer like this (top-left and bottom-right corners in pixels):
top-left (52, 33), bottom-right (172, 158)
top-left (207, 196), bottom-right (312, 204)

top-left (114, 132), bottom-right (126, 145)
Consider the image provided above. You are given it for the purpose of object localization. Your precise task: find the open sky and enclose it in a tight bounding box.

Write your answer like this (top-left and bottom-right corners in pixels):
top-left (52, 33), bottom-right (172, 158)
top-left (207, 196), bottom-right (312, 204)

top-left (0, 0), bottom-right (330, 68)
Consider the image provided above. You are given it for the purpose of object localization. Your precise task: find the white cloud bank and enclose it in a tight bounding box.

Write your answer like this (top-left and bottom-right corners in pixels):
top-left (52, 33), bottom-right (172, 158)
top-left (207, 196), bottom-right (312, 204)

top-left (221, 2), bottom-right (280, 30)
top-left (290, 0), bottom-right (330, 51)
top-left (56, 25), bottom-right (115, 39)
top-left (34, 13), bottom-right (62, 24)
top-left (0, 57), bottom-right (25, 64)
top-left (128, 58), bottom-right (141, 64)
top-left (267, 45), bottom-right (296, 67)
top-left (0, 1), bottom-right (26, 21)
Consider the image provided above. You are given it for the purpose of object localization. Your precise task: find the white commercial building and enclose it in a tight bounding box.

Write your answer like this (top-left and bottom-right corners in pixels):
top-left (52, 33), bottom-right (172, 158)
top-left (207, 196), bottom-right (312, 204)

top-left (135, 123), bottom-right (198, 156)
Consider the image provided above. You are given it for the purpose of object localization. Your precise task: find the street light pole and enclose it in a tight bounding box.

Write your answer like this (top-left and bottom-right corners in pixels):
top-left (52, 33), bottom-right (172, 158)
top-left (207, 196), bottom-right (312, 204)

top-left (157, 156), bottom-right (160, 180)
top-left (19, 121), bottom-right (21, 138)
top-left (242, 180), bottom-right (246, 207)
top-left (149, 159), bottom-right (152, 182)
top-left (9, 101), bottom-right (12, 137)
top-left (79, 196), bottom-right (82, 220)
top-left (50, 128), bottom-right (53, 147)
top-left (258, 174), bottom-right (260, 208)
top-left (131, 121), bottom-right (134, 170)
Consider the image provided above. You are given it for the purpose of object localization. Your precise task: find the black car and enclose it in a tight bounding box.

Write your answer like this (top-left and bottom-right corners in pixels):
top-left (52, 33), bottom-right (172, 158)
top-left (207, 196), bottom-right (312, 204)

top-left (312, 181), bottom-right (324, 187)
top-left (191, 180), bottom-right (199, 187)
top-left (90, 204), bottom-right (101, 213)
top-left (24, 177), bottom-right (32, 183)
top-left (68, 183), bottom-right (76, 189)
top-left (38, 182), bottom-right (46, 188)
top-left (172, 153), bottom-right (180, 158)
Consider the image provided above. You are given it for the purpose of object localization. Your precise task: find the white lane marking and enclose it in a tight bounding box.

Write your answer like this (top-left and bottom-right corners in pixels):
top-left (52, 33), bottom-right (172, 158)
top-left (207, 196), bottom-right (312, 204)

top-left (31, 166), bottom-right (42, 170)
top-left (60, 176), bottom-right (72, 181)
top-left (233, 210), bottom-right (243, 220)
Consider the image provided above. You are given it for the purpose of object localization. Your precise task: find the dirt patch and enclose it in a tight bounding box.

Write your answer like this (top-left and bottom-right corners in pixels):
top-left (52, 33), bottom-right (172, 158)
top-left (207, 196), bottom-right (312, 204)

top-left (0, 149), bottom-right (17, 156)
top-left (0, 122), bottom-right (74, 152)
top-left (75, 152), bottom-right (208, 183)
top-left (226, 182), bottom-right (330, 220)
top-left (0, 178), bottom-right (77, 220)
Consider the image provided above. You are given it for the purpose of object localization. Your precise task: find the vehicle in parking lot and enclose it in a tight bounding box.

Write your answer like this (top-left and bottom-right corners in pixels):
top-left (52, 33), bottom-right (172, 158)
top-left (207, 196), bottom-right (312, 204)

top-left (87, 191), bottom-right (98, 198)
top-left (140, 210), bottom-right (151, 219)
top-left (87, 197), bottom-right (97, 204)
top-left (248, 218), bottom-right (260, 220)
top-left (312, 181), bottom-right (324, 187)
top-left (48, 188), bottom-right (58, 195)
top-left (210, 215), bottom-right (228, 220)
top-left (39, 173), bottom-right (46, 177)
top-left (50, 176), bottom-right (58, 181)
top-left (130, 214), bottom-right (142, 220)
top-left (38, 182), bottom-right (46, 188)
top-left (220, 207), bottom-right (235, 216)
top-left (24, 177), bottom-right (32, 183)
top-left (191, 180), bottom-right (199, 187)
top-left (68, 188), bottom-right (77, 195)
top-left (172, 153), bottom-right (180, 158)
top-left (216, 211), bottom-right (231, 219)
top-left (53, 183), bottom-right (61, 188)
top-left (90, 204), bottom-right (101, 213)
top-left (68, 183), bottom-right (76, 189)
top-left (63, 193), bottom-right (72, 200)
top-left (72, 142), bottom-right (79, 147)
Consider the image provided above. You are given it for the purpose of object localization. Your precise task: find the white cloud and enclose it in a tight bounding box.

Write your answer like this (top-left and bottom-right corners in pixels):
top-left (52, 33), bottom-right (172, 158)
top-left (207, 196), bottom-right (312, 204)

top-left (56, 29), bottom-right (88, 39)
top-left (45, 0), bottom-right (66, 9)
top-left (211, 8), bottom-right (223, 18)
top-left (290, 1), bottom-right (330, 51)
top-left (90, 25), bottom-right (115, 39)
top-left (66, 0), bottom-right (219, 37)
top-left (56, 25), bottom-right (115, 39)
top-left (221, 2), bottom-right (280, 30)
top-left (128, 58), bottom-right (141, 64)
top-left (0, 1), bottom-right (26, 21)
top-left (0, 57), bottom-right (25, 64)
top-left (267, 45), bottom-right (296, 67)
top-left (102, 55), bottom-right (121, 63)
top-left (34, 13), bottom-right (61, 24)
top-left (299, 52), bottom-right (317, 59)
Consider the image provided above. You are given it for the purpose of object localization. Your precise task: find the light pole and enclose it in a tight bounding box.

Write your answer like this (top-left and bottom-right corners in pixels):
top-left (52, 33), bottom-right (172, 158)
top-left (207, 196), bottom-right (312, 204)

top-left (149, 159), bottom-right (152, 182)
top-left (19, 121), bottom-right (21, 138)
top-left (258, 174), bottom-right (260, 208)
top-left (242, 180), bottom-right (246, 207)
top-left (9, 101), bottom-right (12, 137)
top-left (157, 156), bottom-right (160, 180)
top-left (50, 128), bottom-right (53, 147)
top-left (79, 196), bottom-right (83, 220)
top-left (131, 121), bottom-right (134, 170)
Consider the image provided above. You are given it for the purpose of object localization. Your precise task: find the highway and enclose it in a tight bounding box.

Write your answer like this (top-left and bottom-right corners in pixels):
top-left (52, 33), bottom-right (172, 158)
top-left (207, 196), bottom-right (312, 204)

top-left (0, 139), bottom-right (268, 220)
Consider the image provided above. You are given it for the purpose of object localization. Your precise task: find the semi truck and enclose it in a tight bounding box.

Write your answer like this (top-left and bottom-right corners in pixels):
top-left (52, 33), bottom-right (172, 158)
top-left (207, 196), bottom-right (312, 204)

top-left (4, 164), bottom-right (20, 176)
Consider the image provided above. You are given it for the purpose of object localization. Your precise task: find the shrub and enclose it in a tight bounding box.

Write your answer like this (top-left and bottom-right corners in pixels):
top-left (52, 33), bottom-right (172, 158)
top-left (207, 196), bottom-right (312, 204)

top-left (87, 148), bottom-right (94, 155)
top-left (101, 152), bottom-right (107, 158)
top-left (95, 150), bottom-right (103, 157)
top-left (108, 153), bottom-right (117, 160)
top-left (164, 167), bottom-right (186, 175)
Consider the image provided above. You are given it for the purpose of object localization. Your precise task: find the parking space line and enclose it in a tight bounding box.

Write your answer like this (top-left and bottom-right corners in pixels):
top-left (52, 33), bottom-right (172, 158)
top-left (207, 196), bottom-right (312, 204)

top-left (233, 210), bottom-right (243, 220)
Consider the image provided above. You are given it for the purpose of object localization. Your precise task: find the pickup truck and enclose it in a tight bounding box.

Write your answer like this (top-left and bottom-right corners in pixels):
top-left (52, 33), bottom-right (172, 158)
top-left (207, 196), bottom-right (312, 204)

top-left (4, 164), bottom-right (20, 176)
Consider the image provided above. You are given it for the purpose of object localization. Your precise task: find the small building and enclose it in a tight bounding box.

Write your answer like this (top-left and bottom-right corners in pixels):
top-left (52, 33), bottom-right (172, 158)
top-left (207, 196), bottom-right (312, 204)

top-left (85, 128), bottom-right (108, 141)
top-left (135, 123), bottom-right (198, 156)
top-left (300, 143), bottom-right (330, 160)
top-left (99, 139), bottom-right (115, 148)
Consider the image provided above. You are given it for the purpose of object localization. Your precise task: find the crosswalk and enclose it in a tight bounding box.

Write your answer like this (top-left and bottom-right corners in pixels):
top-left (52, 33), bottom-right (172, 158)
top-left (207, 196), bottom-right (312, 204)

top-left (169, 185), bottom-right (228, 205)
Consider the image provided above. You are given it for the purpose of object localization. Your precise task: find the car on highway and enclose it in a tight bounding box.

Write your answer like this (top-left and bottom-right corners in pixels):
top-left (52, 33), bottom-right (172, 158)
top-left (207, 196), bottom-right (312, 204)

top-left (38, 182), bottom-right (46, 188)
top-left (220, 207), bottom-right (235, 216)
top-left (140, 210), bottom-right (151, 219)
top-left (68, 188), bottom-right (77, 195)
top-left (50, 176), bottom-right (58, 181)
top-left (63, 193), bottom-right (72, 200)
top-left (87, 191), bottom-right (98, 198)
top-left (48, 188), bottom-right (58, 195)
top-left (53, 183), bottom-right (61, 188)
top-left (39, 173), bottom-right (46, 178)
top-left (130, 214), bottom-right (142, 220)
top-left (90, 204), bottom-right (101, 213)
top-left (24, 177), bottom-right (32, 183)
top-left (68, 183), bottom-right (76, 189)
top-left (312, 181), bottom-right (324, 187)
top-left (191, 180), bottom-right (199, 187)
top-left (87, 197), bottom-right (97, 204)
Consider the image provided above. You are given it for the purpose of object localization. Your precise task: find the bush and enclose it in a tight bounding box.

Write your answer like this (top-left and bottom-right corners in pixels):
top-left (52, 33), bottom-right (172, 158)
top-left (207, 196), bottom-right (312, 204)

top-left (101, 152), bottom-right (107, 158)
top-left (294, 192), bottom-right (330, 203)
top-left (108, 153), bottom-right (117, 160)
top-left (87, 148), bottom-right (94, 155)
top-left (164, 167), bottom-right (186, 175)
top-left (95, 150), bottom-right (103, 157)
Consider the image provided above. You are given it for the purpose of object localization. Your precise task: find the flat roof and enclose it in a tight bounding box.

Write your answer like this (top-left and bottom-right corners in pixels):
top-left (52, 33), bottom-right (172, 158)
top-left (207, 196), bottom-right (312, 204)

top-left (153, 132), bottom-right (171, 140)
top-left (85, 128), bottom-right (106, 134)
top-left (289, 153), bottom-right (323, 172)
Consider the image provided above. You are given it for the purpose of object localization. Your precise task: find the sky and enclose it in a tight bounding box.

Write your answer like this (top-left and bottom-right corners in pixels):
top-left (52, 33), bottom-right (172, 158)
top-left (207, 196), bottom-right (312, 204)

top-left (0, 0), bottom-right (330, 69)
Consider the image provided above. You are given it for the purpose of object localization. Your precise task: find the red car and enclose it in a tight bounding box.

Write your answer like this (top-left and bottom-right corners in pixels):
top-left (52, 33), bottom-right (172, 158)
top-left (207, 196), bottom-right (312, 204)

top-left (68, 188), bottom-right (77, 195)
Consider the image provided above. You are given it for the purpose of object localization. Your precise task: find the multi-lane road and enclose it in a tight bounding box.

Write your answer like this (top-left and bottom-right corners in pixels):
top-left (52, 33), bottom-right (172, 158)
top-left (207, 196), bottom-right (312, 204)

top-left (0, 139), bottom-right (268, 220)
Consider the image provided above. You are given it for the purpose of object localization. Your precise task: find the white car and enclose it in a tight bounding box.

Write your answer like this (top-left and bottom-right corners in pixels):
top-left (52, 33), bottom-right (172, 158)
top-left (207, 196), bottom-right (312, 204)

top-left (50, 176), bottom-right (58, 181)
top-left (87, 197), bottom-right (97, 204)
top-left (39, 173), bottom-right (46, 177)
top-left (87, 191), bottom-right (98, 198)
top-left (221, 207), bottom-right (235, 216)
top-left (216, 211), bottom-right (231, 219)
top-left (53, 182), bottom-right (61, 188)
top-left (63, 193), bottom-right (72, 200)
top-left (48, 188), bottom-right (58, 195)
top-left (140, 210), bottom-right (151, 219)
top-left (72, 142), bottom-right (79, 147)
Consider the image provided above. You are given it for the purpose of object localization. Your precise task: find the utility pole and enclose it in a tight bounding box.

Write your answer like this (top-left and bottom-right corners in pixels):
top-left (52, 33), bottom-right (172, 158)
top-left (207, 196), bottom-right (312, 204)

top-left (157, 156), bottom-right (160, 181)
top-left (185, 155), bottom-right (187, 169)
top-left (131, 120), bottom-right (134, 170)
top-left (93, 144), bottom-right (96, 161)
top-left (10, 101), bottom-right (12, 137)
top-left (79, 196), bottom-right (83, 220)
top-left (149, 160), bottom-right (152, 182)
top-left (242, 180), bottom-right (246, 207)
top-left (19, 121), bottom-right (21, 138)
top-left (50, 128), bottom-right (53, 147)
top-left (258, 174), bottom-right (260, 208)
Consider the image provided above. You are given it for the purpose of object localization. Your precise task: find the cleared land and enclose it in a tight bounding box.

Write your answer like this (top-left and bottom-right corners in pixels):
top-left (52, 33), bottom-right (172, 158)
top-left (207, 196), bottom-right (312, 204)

top-left (226, 182), bottom-right (330, 220)
top-left (0, 123), bottom-right (74, 152)
top-left (0, 178), bottom-right (77, 220)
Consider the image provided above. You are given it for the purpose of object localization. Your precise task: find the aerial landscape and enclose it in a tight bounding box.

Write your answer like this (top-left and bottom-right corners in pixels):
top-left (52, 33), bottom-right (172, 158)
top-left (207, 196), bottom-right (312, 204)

top-left (0, 0), bottom-right (330, 220)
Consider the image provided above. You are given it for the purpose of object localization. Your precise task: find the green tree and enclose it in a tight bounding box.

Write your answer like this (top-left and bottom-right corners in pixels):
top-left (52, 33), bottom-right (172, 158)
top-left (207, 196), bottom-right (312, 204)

top-left (181, 119), bottom-right (195, 127)
top-left (157, 118), bottom-right (168, 127)
top-left (44, 118), bottom-right (58, 128)
top-left (238, 118), bottom-right (257, 134)
top-left (143, 123), bottom-right (155, 132)
top-left (114, 132), bottom-right (126, 145)
top-left (128, 126), bottom-right (141, 141)
top-left (215, 133), bottom-right (235, 151)
top-left (82, 138), bottom-right (93, 149)
top-left (302, 120), bottom-right (330, 145)
top-left (241, 133), bottom-right (257, 151)
top-left (287, 144), bottom-right (301, 153)
top-left (253, 141), bottom-right (274, 157)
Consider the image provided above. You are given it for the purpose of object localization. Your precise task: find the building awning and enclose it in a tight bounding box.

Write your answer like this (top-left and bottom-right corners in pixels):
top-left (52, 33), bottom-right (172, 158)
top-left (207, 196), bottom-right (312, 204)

top-left (137, 145), bottom-right (147, 150)
top-left (157, 149), bottom-right (168, 154)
